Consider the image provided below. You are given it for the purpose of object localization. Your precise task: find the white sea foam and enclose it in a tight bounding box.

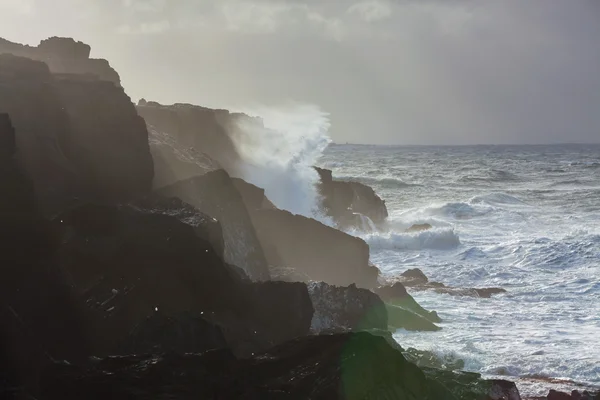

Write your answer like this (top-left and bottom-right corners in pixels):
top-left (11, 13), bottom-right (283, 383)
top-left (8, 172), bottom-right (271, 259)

top-left (322, 144), bottom-right (600, 396)
top-left (229, 103), bottom-right (332, 222)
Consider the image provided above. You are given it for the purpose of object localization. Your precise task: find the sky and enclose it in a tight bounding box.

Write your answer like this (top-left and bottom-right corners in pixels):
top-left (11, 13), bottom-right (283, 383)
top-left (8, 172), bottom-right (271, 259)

top-left (1, 0), bottom-right (599, 145)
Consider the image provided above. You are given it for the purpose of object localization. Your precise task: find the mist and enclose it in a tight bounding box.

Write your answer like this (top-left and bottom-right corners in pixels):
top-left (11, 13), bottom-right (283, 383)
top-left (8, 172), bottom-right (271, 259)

top-left (2, 0), bottom-right (599, 144)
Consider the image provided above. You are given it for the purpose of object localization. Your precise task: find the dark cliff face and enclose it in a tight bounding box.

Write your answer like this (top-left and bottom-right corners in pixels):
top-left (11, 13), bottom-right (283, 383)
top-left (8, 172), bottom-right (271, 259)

top-left (136, 101), bottom-right (243, 186)
top-left (251, 208), bottom-right (378, 288)
top-left (0, 37), bottom-right (121, 86)
top-left (0, 54), bottom-right (153, 214)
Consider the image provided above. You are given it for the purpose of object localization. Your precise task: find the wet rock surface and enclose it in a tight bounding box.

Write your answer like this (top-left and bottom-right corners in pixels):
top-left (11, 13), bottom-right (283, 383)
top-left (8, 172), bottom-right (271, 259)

top-left (397, 268), bottom-right (507, 298)
top-left (315, 166), bottom-right (388, 230)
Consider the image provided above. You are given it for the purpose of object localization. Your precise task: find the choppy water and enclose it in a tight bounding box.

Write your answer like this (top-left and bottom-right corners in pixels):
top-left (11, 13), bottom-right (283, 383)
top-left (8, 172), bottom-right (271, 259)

top-left (320, 144), bottom-right (600, 396)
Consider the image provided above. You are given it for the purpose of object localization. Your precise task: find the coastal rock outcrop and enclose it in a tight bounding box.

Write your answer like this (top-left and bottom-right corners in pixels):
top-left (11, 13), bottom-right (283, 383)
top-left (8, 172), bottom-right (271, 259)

top-left (54, 202), bottom-right (311, 357)
top-left (308, 282), bottom-right (387, 332)
top-left (315, 166), bottom-right (388, 230)
top-left (0, 36), bottom-right (121, 86)
top-left (136, 100), bottom-right (245, 182)
top-left (35, 332), bottom-right (523, 400)
top-left (397, 268), bottom-right (507, 298)
top-left (0, 54), bottom-right (153, 214)
top-left (375, 282), bottom-right (442, 323)
top-left (251, 208), bottom-right (378, 288)
top-left (157, 169), bottom-right (270, 280)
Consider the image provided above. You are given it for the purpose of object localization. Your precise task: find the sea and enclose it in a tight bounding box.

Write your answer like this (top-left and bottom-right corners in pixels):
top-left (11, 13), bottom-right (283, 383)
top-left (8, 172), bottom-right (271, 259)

top-left (318, 144), bottom-right (600, 397)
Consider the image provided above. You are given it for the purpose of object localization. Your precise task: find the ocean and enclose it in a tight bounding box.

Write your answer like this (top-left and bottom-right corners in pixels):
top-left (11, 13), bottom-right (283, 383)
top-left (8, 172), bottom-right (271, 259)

top-left (319, 144), bottom-right (600, 397)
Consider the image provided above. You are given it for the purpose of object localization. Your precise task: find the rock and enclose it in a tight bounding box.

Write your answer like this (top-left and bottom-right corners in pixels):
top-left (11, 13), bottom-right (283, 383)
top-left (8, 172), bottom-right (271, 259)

top-left (130, 195), bottom-right (224, 260)
top-left (147, 124), bottom-right (220, 189)
top-left (386, 304), bottom-right (441, 331)
top-left (136, 101), bottom-right (243, 181)
top-left (232, 177), bottom-right (276, 211)
top-left (38, 331), bottom-right (523, 400)
top-left (0, 55), bottom-right (153, 215)
top-left (121, 314), bottom-right (228, 355)
top-left (251, 208), bottom-right (378, 288)
top-left (406, 223), bottom-right (433, 232)
top-left (53, 75), bottom-right (154, 204)
top-left (0, 118), bottom-right (89, 390)
top-left (157, 169), bottom-right (270, 280)
top-left (398, 269), bottom-right (507, 298)
top-left (307, 282), bottom-right (387, 332)
top-left (401, 268), bottom-right (429, 284)
top-left (0, 36), bottom-right (121, 86)
top-left (547, 390), bottom-right (600, 400)
top-left (375, 282), bottom-right (441, 323)
top-left (54, 202), bottom-right (310, 357)
top-left (315, 166), bottom-right (388, 229)
top-left (403, 347), bottom-right (465, 370)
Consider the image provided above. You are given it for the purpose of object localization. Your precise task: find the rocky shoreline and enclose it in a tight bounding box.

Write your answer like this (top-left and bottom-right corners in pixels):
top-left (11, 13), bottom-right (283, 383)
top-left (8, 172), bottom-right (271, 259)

top-left (0, 37), bottom-right (597, 400)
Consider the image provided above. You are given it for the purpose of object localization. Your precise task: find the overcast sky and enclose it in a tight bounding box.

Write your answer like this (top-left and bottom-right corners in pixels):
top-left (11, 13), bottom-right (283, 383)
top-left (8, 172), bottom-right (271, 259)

top-left (1, 0), bottom-right (599, 144)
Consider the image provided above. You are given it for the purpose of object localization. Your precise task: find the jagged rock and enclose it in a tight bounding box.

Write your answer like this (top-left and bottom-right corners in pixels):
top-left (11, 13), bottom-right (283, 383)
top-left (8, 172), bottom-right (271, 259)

top-left (232, 177), bottom-right (276, 211)
top-left (403, 347), bottom-right (465, 370)
top-left (0, 55), bottom-right (153, 215)
top-left (0, 117), bottom-right (88, 390)
top-left (307, 282), bottom-right (387, 332)
top-left (386, 304), bottom-right (441, 331)
top-left (269, 266), bottom-right (313, 283)
top-left (54, 203), bottom-right (309, 357)
top-left (147, 124), bottom-right (220, 189)
top-left (136, 101), bottom-right (244, 181)
top-left (251, 208), bottom-right (378, 288)
top-left (398, 269), bottom-right (507, 299)
top-left (406, 223), bottom-right (433, 232)
top-left (0, 36), bottom-right (121, 85)
top-left (315, 166), bottom-right (388, 229)
top-left (53, 75), bottom-right (154, 204)
top-left (375, 282), bottom-right (441, 323)
top-left (37, 332), bottom-right (523, 400)
top-left (130, 195), bottom-right (224, 260)
top-left (121, 314), bottom-right (227, 355)
top-left (157, 169), bottom-right (270, 280)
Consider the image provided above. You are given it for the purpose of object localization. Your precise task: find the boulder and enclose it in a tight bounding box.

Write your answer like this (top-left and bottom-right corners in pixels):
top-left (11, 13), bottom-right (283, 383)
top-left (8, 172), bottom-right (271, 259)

top-left (375, 282), bottom-right (441, 323)
top-left (0, 36), bottom-right (121, 86)
top-left (386, 304), bottom-right (441, 331)
top-left (251, 208), bottom-right (378, 288)
top-left (406, 223), bottom-right (433, 232)
top-left (157, 169), bottom-right (270, 280)
top-left (315, 166), bottom-right (388, 229)
top-left (307, 282), bottom-right (387, 332)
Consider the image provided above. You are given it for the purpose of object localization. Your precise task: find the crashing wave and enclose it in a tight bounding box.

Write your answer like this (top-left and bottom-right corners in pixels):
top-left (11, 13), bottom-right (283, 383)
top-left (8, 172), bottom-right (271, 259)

top-left (363, 228), bottom-right (460, 251)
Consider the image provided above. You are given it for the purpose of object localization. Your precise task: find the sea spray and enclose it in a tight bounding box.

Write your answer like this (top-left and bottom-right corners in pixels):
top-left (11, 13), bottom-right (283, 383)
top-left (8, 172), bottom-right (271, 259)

top-left (228, 103), bottom-right (333, 222)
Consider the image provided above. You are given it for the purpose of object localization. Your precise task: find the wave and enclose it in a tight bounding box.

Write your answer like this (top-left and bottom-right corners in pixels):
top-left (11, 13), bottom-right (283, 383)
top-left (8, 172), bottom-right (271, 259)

top-left (458, 169), bottom-right (521, 184)
top-left (334, 175), bottom-right (420, 189)
top-left (230, 103), bottom-right (332, 222)
top-left (469, 193), bottom-right (526, 206)
top-left (363, 228), bottom-right (460, 251)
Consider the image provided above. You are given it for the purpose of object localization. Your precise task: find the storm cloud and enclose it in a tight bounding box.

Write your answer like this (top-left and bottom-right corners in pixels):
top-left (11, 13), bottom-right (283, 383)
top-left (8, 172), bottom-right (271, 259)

top-left (2, 0), bottom-right (599, 144)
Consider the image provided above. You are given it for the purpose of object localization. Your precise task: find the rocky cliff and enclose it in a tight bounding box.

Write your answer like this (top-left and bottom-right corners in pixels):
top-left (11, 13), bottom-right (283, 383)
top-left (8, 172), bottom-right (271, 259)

top-left (0, 37), bottom-right (121, 86)
top-left (0, 53), bottom-right (153, 215)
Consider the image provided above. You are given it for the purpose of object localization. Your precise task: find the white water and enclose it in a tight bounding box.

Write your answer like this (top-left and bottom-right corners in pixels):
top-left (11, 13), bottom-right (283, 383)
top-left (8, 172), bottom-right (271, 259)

top-left (320, 144), bottom-right (600, 397)
top-left (229, 103), bottom-right (332, 222)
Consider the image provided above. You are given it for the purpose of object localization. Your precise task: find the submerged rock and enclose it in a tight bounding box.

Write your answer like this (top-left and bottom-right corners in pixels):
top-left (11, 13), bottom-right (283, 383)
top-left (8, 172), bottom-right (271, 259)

top-left (406, 223), bottom-right (433, 232)
top-left (398, 269), bottom-right (507, 298)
